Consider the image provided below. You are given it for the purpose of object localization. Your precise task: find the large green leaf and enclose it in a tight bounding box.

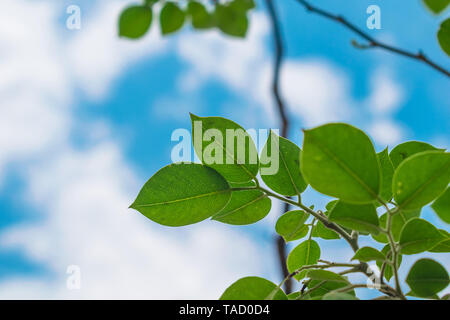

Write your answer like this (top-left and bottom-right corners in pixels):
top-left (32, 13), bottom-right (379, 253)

top-left (275, 210), bottom-right (309, 242)
top-left (393, 151), bottom-right (450, 211)
top-left (214, 3), bottom-right (248, 37)
top-left (438, 18), bottom-right (450, 56)
top-left (287, 240), bottom-right (320, 280)
top-left (130, 163), bottom-right (231, 226)
top-left (118, 6), bottom-right (152, 39)
top-left (191, 114), bottom-right (259, 183)
top-left (188, 1), bottom-right (214, 29)
top-left (212, 182), bottom-right (271, 225)
top-left (389, 141), bottom-right (439, 169)
top-left (406, 258), bottom-right (449, 298)
top-left (328, 201), bottom-right (379, 234)
top-left (429, 230), bottom-right (450, 252)
top-left (372, 209), bottom-right (421, 243)
top-left (160, 2), bottom-right (185, 35)
top-left (399, 218), bottom-right (445, 254)
top-left (260, 131), bottom-right (307, 196)
top-left (423, 0), bottom-right (450, 14)
top-left (220, 277), bottom-right (287, 300)
top-left (301, 123), bottom-right (380, 204)
top-left (307, 279), bottom-right (355, 298)
top-left (377, 148), bottom-right (394, 203)
top-left (306, 270), bottom-right (349, 283)
top-left (432, 187), bottom-right (450, 224)
top-left (352, 247), bottom-right (386, 262)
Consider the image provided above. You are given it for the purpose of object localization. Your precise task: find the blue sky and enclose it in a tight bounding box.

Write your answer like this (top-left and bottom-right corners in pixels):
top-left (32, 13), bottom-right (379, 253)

top-left (0, 0), bottom-right (448, 299)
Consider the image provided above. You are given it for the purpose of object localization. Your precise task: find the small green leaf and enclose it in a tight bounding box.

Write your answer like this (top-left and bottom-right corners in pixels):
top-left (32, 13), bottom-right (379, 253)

top-left (215, 3), bottom-right (248, 37)
top-left (130, 163), bottom-right (231, 226)
top-left (399, 218), bottom-right (445, 254)
top-left (306, 270), bottom-right (349, 283)
top-left (352, 247), bottom-right (386, 262)
top-left (439, 18), bottom-right (450, 56)
top-left (275, 210), bottom-right (309, 242)
top-left (212, 182), bottom-right (271, 225)
top-left (322, 292), bottom-right (358, 300)
top-left (372, 209), bottom-right (421, 244)
top-left (191, 114), bottom-right (259, 183)
top-left (307, 279), bottom-right (355, 298)
top-left (160, 2), bottom-right (185, 35)
top-left (287, 240), bottom-right (320, 280)
top-left (118, 6), bottom-right (152, 39)
top-left (423, 0), bottom-right (450, 14)
top-left (377, 245), bottom-right (403, 281)
top-left (377, 148), bottom-right (394, 203)
top-left (431, 187), bottom-right (450, 224)
top-left (260, 131), bottom-right (308, 196)
top-left (301, 123), bottom-right (380, 204)
top-left (389, 141), bottom-right (439, 169)
top-left (406, 258), bottom-right (449, 298)
top-left (188, 1), bottom-right (214, 29)
top-left (328, 201), bottom-right (380, 235)
top-left (393, 151), bottom-right (450, 211)
top-left (312, 221), bottom-right (340, 240)
top-left (220, 276), bottom-right (287, 300)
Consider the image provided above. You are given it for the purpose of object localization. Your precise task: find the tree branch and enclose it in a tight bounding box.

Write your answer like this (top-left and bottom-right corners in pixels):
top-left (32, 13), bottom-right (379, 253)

top-left (295, 0), bottom-right (450, 78)
top-left (265, 0), bottom-right (293, 294)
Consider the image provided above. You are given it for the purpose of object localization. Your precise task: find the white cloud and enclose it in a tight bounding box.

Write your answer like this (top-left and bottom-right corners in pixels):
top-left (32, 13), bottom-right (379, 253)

top-left (366, 68), bottom-right (404, 115)
top-left (368, 119), bottom-right (405, 147)
top-left (0, 0), bottom-right (267, 299)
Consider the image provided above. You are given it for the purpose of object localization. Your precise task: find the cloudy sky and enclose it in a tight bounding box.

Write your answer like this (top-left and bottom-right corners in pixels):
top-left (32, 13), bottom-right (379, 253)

top-left (0, 0), bottom-right (448, 299)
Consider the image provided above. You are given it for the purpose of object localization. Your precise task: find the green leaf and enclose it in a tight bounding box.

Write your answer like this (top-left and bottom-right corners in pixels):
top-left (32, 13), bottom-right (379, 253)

top-left (287, 240), bottom-right (320, 280)
top-left (377, 148), bottom-right (394, 203)
top-left (312, 221), bottom-right (340, 240)
top-left (214, 3), bottom-right (248, 37)
top-left (219, 277), bottom-right (287, 300)
top-left (307, 279), bottom-right (355, 298)
top-left (306, 270), bottom-right (349, 283)
top-left (438, 18), bottom-right (450, 56)
top-left (322, 292), bottom-right (358, 300)
top-left (429, 230), bottom-right (450, 252)
top-left (389, 141), bottom-right (439, 169)
top-left (212, 182), bottom-right (271, 225)
top-left (130, 163), bottom-right (231, 226)
top-left (352, 247), bottom-right (386, 262)
top-left (191, 114), bottom-right (259, 183)
top-left (160, 2), bottom-right (185, 35)
top-left (432, 187), bottom-right (450, 224)
top-left (377, 245), bottom-right (403, 281)
top-left (372, 209), bottom-right (421, 244)
top-left (301, 123), bottom-right (380, 204)
top-left (399, 218), bottom-right (445, 254)
top-left (275, 210), bottom-right (309, 242)
top-left (406, 258), bottom-right (449, 298)
top-left (328, 201), bottom-right (380, 235)
top-left (187, 1), bottom-right (214, 29)
top-left (423, 0), bottom-right (450, 14)
top-left (260, 131), bottom-right (308, 196)
top-left (118, 6), bottom-right (152, 39)
top-left (393, 151), bottom-right (450, 211)
top-left (326, 200), bottom-right (338, 211)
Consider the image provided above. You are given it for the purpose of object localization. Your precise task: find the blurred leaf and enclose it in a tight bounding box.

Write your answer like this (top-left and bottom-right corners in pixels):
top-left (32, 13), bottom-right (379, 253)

top-left (160, 2), bottom-right (186, 35)
top-left (215, 3), bottom-right (248, 37)
top-left (438, 18), bottom-right (450, 56)
top-left (118, 6), bottom-right (152, 39)
top-left (188, 1), bottom-right (214, 29)
top-left (423, 0), bottom-right (450, 14)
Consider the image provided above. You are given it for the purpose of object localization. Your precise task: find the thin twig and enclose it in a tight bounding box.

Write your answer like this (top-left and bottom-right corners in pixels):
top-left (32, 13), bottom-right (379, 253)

top-left (295, 0), bottom-right (450, 78)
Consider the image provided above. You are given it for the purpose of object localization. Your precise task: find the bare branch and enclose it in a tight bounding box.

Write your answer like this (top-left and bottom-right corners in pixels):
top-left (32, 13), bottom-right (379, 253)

top-left (295, 0), bottom-right (450, 78)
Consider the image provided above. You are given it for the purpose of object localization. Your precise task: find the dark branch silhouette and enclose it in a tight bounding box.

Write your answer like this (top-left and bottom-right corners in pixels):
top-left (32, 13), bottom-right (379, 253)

top-left (265, 0), bottom-right (293, 294)
top-left (296, 0), bottom-right (450, 78)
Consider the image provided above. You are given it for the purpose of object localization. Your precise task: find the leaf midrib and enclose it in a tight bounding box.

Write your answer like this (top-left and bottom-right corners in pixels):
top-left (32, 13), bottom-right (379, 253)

top-left (133, 189), bottom-right (230, 208)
